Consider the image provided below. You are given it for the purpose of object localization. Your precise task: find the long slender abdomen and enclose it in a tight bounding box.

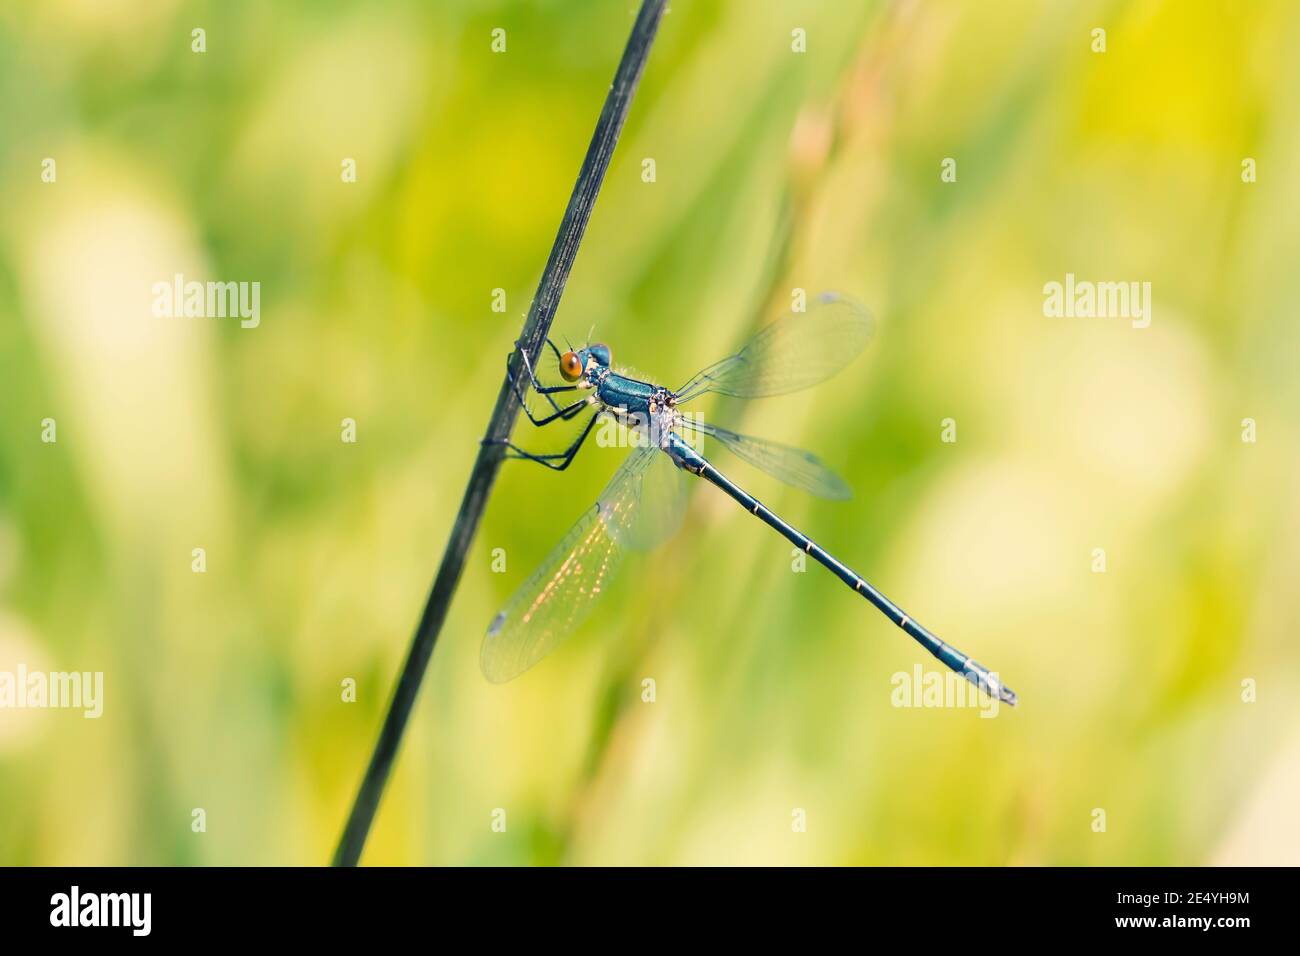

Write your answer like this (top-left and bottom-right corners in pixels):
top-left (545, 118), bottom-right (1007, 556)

top-left (669, 435), bottom-right (1016, 705)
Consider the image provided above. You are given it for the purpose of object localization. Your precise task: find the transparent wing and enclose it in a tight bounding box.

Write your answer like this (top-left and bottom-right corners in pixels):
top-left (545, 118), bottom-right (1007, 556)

top-left (619, 445), bottom-right (689, 551)
top-left (676, 292), bottom-right (873, 403)
top-left (681, 420), bottom-right (851, 500)
top-left (481, 444), bottom-right (660, 683)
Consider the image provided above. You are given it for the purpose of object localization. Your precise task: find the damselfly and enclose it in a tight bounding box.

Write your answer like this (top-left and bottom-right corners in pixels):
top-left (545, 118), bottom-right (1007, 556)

top-left (484, 292), bottom-right (1017, 705)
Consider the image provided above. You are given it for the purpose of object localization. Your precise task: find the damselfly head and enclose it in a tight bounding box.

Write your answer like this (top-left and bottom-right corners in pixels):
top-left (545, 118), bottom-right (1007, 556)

top-left (559, 343), bottom-right (612, 382)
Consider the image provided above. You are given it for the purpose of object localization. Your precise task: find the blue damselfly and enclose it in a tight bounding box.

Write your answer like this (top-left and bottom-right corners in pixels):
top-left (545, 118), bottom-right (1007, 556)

top-left (484, 293), bottom-right (1017, 705)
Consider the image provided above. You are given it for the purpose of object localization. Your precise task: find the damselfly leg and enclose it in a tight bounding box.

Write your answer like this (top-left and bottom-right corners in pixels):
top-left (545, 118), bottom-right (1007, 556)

top-left (484, 409), bottom-right (600, 471)
top-left (507, 343), bottom-right (583, 424)
top-left (495, 338), bottom-right (600, 467)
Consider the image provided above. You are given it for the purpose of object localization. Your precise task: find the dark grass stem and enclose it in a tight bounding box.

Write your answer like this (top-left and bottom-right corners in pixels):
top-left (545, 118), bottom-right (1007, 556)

top-left (332, 0), bottom-right (668, 867)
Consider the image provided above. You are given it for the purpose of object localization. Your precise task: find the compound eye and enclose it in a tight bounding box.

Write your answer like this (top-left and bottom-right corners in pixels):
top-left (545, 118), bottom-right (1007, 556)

top-left (559, 351), bottom-right (584, 382)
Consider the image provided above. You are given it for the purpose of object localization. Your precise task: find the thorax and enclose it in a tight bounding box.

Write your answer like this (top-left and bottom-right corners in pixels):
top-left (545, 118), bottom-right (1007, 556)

top-left (592, 370), bottom-right (681, 448)
top-left (593, 370), bottom-right (676, 417)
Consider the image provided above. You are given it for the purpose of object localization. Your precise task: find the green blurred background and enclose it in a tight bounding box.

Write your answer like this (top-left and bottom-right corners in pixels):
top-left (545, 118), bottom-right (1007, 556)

top-left (1, 0), bottom-right (1297, 865)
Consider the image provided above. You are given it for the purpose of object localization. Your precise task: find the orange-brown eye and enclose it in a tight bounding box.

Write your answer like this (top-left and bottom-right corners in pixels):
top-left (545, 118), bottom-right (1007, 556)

top-left (559, 351), bottom-right (584, 382)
